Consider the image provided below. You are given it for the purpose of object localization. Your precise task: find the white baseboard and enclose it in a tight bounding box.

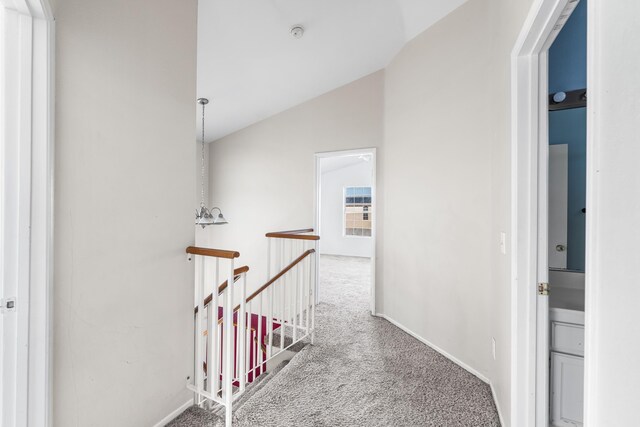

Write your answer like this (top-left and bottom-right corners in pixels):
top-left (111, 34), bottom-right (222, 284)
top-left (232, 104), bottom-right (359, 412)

top-left (490, 382), bottom-right (506, 427)
top-left (152, 399), bottom-right (193, 427)
top-left (375, 313), bottom-right (506, 424)
top-left (375, 313), bottom-right (490, 383)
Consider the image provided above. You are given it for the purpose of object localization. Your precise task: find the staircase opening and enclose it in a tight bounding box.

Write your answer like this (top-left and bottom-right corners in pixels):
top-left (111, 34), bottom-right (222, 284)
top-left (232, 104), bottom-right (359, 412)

top-left (187, 227), bottom-right (319, 426)
top-left (315, 149), bottom-right (376, 314)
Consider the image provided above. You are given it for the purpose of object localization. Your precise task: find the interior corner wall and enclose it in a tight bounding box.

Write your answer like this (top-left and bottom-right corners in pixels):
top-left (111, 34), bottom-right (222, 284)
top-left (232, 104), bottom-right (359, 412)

top-left (586, 0), bottom-right (640, 424)
top-left (320, 160), bottom-right (373, 258)
top-left (381, 0), bottom-right (532, 424)
top-left (52, 0), bottom-right (197, 425)
top-left (207, 71), bottom-right (384, 296)
top-left (206, 1), bottom-right (534, 423)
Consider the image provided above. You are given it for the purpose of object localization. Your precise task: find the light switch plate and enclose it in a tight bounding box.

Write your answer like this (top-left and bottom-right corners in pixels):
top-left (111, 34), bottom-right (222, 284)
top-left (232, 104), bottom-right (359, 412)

top-left (492, 337), bottom-right (497, 360)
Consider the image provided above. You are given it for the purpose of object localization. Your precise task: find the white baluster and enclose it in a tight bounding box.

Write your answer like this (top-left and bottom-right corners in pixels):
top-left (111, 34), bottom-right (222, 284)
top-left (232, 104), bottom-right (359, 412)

top-left (204, 258), bottom-right (212, 395)
top-left (195, 256), bottom-right (205, 401)
top-left (290, 242), bottom-right (295, 327)
top-left (311, 251), bottom-right (316, 344)
top-left (293, 259), bottom-right (299, 343)
top-left (246, 300), bottom-right (252, 383)
top-left (279, 239), bottom-right (284, 330)
top-left (223, 259), bottom-right (234, 427)
top-left (284, 243), bottom-right (288, 326)
top-left (192, 304), bottom-right (198, 404)
top-left (306, 255), bottom-right (311, 334)
top-left (215, 258), bottom-right (219, 291)
top-left (206, 303), bottom-right (212, 394)
top-left (257, 292), bottom-right (263, 378)
top-left (266, 238), bottom-right (271, 282)
top-left (211, 258), bottom-right (220, 396)
top-left (267, 284), bottom-right (273, 360)
top-left (218, 321), bottom-right (223, 395)
top-left (253, 310), bottom-right (258, 380)
top-left (238, 271), bottom-right (246, 393)
top-left (280, 272), bottom-right (285, 352)
top-left (299, 255), bottom-right (305, 338)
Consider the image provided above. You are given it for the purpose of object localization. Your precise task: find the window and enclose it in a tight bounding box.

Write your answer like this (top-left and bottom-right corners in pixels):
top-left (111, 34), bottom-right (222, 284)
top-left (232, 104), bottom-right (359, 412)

top-left (344, 187), bottom-right (372, 237)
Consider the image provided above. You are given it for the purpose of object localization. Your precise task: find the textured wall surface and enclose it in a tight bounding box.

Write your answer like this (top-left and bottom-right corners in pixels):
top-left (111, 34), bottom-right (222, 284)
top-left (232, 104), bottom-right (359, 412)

top-left (383, 0), bottom-right (532, 422)
top-left (53, 0), bottom-right (197, 425)
top-left (207, 71), bottom-right (384, 296)
top-left (207, 0), bottom-right (534, 424)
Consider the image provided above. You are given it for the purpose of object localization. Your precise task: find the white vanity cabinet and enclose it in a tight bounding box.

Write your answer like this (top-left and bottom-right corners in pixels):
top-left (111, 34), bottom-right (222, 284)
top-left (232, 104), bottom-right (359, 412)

top-left (550, 308), bottom-right (585, 427)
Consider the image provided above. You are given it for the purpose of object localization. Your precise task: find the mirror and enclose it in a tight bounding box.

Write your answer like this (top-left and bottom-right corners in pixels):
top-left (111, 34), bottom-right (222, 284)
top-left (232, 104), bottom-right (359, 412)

top-left (548, 107), bottom-right (586, 272)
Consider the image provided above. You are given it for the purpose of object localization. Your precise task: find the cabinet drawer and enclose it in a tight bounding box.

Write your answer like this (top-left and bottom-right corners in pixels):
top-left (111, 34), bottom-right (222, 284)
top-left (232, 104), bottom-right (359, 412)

top-left (551, 321), bottom-right (585, 356)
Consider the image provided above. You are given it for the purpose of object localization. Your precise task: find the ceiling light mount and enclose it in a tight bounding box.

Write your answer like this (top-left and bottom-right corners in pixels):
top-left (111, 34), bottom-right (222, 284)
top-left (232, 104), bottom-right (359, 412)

top-left (290, 25), bottom-right (304, 39)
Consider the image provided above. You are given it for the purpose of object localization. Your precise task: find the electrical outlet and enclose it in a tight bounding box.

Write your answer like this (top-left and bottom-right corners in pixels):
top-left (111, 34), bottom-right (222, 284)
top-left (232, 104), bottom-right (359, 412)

top-left (500, 232), bottom-right (507, 255)
top-left (492, 337), bottom-right (496, 360)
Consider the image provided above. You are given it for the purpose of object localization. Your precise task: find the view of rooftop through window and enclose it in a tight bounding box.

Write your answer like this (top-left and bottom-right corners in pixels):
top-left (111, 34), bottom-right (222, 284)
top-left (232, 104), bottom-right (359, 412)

top-left (344, 186), bottom-right (372, 237)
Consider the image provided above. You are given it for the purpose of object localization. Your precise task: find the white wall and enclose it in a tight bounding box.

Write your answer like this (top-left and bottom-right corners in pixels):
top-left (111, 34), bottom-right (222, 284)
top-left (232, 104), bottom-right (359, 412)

top-left (585, 0), bottom-right (640, 424)
top-left (207, 1), bottom-right (533, 423)
top-left (207, 71), bottom-right (384, 295)
top-left (320, 158), bottom-right (373, 257)
top-left (52, 0), bottom-right (197, 425)
top-left (382, 1), bottom-right (531, 423)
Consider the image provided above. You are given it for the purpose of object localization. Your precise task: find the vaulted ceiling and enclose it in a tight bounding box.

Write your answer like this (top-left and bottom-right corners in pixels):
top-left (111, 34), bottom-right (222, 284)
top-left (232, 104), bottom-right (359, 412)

top-left (197, 0), bottom-right (467, 141)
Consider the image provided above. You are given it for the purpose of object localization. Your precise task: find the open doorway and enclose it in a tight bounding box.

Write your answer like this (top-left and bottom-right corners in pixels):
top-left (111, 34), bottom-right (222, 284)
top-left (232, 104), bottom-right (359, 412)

top-left (512, 0), bottom-right (589, 426)
top-left (314, 149), bottom-right (376, 315)
top-left (546, 1), bottom-right (587, 426)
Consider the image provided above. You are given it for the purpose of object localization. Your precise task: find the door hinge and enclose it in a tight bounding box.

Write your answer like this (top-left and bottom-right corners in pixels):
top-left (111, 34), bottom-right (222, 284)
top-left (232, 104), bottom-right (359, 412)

top-left (538, 283), bottom-right (550, 296)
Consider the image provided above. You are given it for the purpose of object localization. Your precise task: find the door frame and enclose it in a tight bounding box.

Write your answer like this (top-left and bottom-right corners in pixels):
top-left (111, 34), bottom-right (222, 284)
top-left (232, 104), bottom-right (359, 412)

top-left (314, 148), bottom-right (377, 315)
top-left (0, 0), bottom-right (55, 425)
top-left (510, 0), bottom-right (584, 426)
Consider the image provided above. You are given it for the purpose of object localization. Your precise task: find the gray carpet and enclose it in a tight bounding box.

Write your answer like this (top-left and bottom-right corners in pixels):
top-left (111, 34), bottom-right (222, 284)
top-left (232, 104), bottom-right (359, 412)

top-left (167, 406), bottom-right (222, 427)
top-left (233, 255), bottom-right (500, 426)
top-left (171, 255), bottom-right (500, 426)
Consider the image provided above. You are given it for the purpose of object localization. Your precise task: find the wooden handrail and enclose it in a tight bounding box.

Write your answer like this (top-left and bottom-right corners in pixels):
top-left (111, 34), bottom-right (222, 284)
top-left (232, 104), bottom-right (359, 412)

top-left (194, 265), bottom-right (249, 314)
top-left (186, 246), bottom-right (240, 259)
top-left (265, 231), bottom-right (319, 241)
top-left (269, 228), bottom-right (314, 235)
top-left (234, 249), bottom-right (315, 312)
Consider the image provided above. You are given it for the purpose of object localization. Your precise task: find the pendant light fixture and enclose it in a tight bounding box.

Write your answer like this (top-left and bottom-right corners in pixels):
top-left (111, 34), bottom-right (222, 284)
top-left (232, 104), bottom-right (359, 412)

top-left (195, 98), bottom-right (228, 228)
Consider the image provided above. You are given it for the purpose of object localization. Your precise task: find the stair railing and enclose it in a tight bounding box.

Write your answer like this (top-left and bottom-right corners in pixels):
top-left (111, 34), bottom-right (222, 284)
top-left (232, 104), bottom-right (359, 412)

top-left (222, 229), bottom-right (319, 386)
top-left (186, 246), bottom-right (248, 427)
top-left (185, 229), bottom-right (319, 427)
top-left (265, 229), bottom-right (320, 346)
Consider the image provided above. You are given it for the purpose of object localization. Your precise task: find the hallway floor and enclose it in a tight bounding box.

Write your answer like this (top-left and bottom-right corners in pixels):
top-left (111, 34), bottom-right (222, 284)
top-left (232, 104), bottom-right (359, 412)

top-left (231, 255), bottom-right (500, 426)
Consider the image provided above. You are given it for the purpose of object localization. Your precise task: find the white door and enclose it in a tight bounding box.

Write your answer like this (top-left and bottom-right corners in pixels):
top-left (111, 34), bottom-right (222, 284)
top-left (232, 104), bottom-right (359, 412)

top-left (551, 352), bottom-right (584, 426)
top-left (535, 52), bottom-right (551, 427)
top-left (1, 8), bottom-right (30, 425)
top-left (548, 144), bottom-right (568, 269)
top-left (1, 4), bottom-right (54, 425)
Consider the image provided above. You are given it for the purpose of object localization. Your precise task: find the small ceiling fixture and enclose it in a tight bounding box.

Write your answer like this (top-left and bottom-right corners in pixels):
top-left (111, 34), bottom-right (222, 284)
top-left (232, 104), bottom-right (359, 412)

top-left (195, 98), bottom-right (228, 228)
top-left (290, 25), bottom-right (304, 39)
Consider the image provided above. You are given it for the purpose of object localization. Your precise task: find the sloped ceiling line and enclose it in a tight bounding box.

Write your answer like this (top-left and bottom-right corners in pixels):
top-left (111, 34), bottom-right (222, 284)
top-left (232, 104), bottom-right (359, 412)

top-left (197, 0), bottom-right (467, 141)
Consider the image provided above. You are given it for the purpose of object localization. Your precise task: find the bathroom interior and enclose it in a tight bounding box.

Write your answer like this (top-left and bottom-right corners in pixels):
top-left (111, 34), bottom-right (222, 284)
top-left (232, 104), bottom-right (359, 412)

top-left (547, 1), bottom-right (587, 426)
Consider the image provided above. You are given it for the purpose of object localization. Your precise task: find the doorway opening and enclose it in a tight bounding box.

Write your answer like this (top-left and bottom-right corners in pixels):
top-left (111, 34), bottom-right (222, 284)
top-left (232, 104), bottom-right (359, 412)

top-left (546, 1), bottom-right (587, 426)
top-left (314, 149), bottom-right (376, 315)
top-left (511, 0), bottom-right (589, 426)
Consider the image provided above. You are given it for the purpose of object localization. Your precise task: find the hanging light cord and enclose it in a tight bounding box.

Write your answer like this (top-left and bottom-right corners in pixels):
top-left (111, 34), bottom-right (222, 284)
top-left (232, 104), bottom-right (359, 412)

top-left (200, 101), bottom-right (206, 208)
